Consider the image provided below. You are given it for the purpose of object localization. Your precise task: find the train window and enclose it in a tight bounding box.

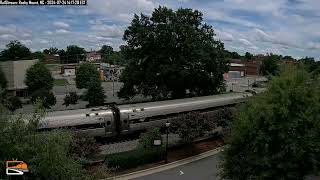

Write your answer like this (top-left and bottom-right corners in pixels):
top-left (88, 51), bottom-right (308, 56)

top-left (124, 120), bottom-right (128, 124)
top-left (107, 121), bottom-right (111, 126)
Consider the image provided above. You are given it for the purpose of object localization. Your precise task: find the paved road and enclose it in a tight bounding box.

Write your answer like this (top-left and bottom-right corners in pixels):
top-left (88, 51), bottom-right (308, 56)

top-left (133, 153), bottom-right (222, 180)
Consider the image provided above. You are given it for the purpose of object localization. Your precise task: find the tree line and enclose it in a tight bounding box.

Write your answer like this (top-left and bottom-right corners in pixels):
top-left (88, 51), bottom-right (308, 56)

top-left (0, 40), bottom-right (128, 66)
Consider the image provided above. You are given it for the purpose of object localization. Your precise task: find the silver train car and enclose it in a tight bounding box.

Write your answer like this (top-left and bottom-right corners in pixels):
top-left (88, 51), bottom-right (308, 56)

top-left (39, 92), bottom-right (252, 137)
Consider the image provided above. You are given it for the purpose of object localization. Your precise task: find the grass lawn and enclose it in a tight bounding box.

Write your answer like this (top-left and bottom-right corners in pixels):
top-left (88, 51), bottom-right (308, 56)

top-left (54, 79), bottom-right (68, 86)
top-left (46, 64), bottom-right (61, 71)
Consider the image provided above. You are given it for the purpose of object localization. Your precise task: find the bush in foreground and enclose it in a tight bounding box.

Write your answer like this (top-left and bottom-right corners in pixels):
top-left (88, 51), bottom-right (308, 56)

top-left (220, 68), bottom-right (320, 179)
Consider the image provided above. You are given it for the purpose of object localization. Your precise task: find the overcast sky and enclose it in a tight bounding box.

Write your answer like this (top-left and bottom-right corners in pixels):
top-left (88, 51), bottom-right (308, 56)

top-left (0, 0), bottom-right (320, 59)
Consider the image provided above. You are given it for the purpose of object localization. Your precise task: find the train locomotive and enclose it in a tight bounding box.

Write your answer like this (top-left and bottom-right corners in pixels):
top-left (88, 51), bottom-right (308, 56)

top-left (39, 92), bottom-right (252, 137)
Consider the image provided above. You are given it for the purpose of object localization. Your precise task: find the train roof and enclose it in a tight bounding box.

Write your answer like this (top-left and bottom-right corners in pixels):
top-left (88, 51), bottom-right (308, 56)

top-left (117, 92), bottom-right (250, 111)
top-left (44, 92), bottom-right (250, 117)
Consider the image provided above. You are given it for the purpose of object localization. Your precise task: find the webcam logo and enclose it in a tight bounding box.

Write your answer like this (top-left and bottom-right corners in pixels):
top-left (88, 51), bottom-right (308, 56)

top-left (6, 160), bottom-right (29, 176)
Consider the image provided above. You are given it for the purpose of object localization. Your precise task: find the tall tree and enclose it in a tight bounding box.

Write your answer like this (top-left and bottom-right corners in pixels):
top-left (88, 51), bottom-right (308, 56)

top-left (32, 51), bottom-right (45, 61)
top-left (0, 40), bottom-right (32, 61)
top-left (43, 47), bottom-right (59, 55)
top-left (64, 45), bottom-right (86, 63)
top-left (25, 62), bottom-right (56, 108)
top-left (221, 68), bottom-right (320, 179)
top-left (75, 63), bottom-right (100, 89)
top-left (100, 45), bottom-right (113, 61)
top-left (118, 7), bottom-right (228, 100)
top-left (245, 52), bottom-right (253, 60)
top-left (84, 80), bottom-right (106, 107)
top-left (260, 54), bottom-right (280, 76)
top-left (25, 62), bottom-right (54, 93)
top-left (75, 63), bottom-right (105, 106)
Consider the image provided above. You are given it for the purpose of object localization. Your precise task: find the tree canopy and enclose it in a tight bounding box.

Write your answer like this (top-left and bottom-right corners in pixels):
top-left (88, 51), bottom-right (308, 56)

top-left (260, 54), bottom-right (280, 76)
top-left (245, 52), bottom-right (253, 60)
top-left (221, 67), bottom-right (320, 179)
top-left (60, 45), bottom-right (86, 63)
top-left (84, 80), bottom-right (106, 107)
top-left (118, 7), bottom-right (228, 100)
top-left (0, 40), bottom-right (32, 61)
top-left (75, 63), bottom-right (100, 89)
top-left (25, 62), bottom-right (54, 93)
top-left (100, 45), bottom-right (113, 60)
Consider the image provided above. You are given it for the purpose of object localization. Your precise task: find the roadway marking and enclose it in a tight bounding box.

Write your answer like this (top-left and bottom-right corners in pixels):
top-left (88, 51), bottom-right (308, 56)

top-left (179, 170), bottom-right (184, 175)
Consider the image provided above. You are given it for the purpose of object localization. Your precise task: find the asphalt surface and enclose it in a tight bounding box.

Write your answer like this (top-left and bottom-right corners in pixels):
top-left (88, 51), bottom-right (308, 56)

top-left (133, 153), bottom-right (222, 180)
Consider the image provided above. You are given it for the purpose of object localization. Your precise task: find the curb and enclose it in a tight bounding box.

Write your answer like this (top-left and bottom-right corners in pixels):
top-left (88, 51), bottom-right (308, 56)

top-left (105, 146), bottom-right (225, 180)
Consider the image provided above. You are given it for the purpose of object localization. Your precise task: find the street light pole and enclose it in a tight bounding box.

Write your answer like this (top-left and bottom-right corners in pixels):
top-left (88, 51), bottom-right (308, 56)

top-left (165, 120), bottom-right (170, 164)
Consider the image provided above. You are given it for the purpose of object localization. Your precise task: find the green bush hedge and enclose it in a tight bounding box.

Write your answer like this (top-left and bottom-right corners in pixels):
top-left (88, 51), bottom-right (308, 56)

top-left (105, 147), bottom-right (165, 170)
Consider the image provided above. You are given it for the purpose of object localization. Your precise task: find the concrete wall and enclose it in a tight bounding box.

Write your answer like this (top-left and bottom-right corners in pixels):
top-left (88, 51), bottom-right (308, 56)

top-left (0, 61), bottom-right (14, 90)
top-left (0, 59), bottom-right (38, 91)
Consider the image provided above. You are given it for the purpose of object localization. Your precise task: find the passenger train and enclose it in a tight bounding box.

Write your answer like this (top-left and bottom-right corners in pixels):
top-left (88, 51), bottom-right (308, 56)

top-left (39, 92), bottom-right (253, 137)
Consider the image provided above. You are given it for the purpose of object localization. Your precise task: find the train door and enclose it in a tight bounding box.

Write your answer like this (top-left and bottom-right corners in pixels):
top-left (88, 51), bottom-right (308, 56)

top-left (104, 115), bottom-right (114, 136)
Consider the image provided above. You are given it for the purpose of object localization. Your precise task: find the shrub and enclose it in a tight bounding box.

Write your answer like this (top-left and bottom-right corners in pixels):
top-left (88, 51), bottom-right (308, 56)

top-left (6, 96), bottom-right (22, 112)
top-left (69, 135), bottom-right (100, 159)
top-left (105, 147), bottom-right (165, 170)
top-left (170, 112), bottom-right (214, 143)
top-left (63, 92), bottom-right (79, 107)
top-left (31, 89), bottom-right (56, 108)
top-left (138, 128), bottom-right (162, 149)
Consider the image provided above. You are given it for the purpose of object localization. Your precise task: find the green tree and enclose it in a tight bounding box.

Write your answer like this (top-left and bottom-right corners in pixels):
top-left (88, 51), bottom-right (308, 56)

top-left (118, 7), bottom-right (228, 100)
top-left (0, 106), bottom-right (84, 179)
top-left (0, 40), bottom-right (32, 61)
top-left (299, 57), bottom-right (320, 78)
top-left (221, 68), bottom-right (320, 180)
top-left (170, 112), bottom-right (215, 143)
top-left (84, 81), bottom-right (106, 107)
top-left (65, 45), bottom-right (86, 63)
top-left (32, 51), bottom-right (45, 61)
top-left (260, 54), bottom-right (280, 76)
top-left (245, 52), bottom-right (253, 60)
top-left (43, 47), bottom-right (59, 55)
top-left (31, 89), bottom-right (56, 109)
top-left (100, 45), bottom-right (113, 60)
top-left (75, 63), bottom-right (100, 89)
top-left (0, 68), bottom-right (7, 89)
top-left (63, 92), bottom-right (79, 107)
top-left (25, 62), bottom-right (54, 93)
top-left (138, 128), bottom-right (162, 149)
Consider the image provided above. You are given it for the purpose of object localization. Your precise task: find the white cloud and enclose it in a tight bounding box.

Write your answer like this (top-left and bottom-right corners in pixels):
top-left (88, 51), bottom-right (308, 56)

top-left (53, 21), bottom-right (70, 29)
top-left (206, 10), bottom-right (260, 28)
top-left (44, 31), bottom-right (53, 35)
top-left (90, 24), bottom-right (124, 38)
top-left (0, 25), bottom-right (16, 35)
top-left (56, 29), bottom-right (71, 34)
top-left (238, 38), bottom-right (253, 46)
top-left (39, 39), bottom-right (49, 44)
top-left (0, 34), bottom-right (16, 40)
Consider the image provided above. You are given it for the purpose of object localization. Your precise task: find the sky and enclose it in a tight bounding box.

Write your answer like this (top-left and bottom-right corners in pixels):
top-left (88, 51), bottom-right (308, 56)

top-left (0, 0), bottom-right (320, 59)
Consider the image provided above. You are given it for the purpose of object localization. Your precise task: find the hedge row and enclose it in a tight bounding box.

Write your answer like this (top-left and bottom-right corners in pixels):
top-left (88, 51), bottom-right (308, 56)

top-left (105, 147), bottom-right (165, 170)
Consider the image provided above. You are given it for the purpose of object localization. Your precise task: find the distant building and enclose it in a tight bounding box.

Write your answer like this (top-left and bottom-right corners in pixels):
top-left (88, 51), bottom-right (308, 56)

top-left (61, 64), bottom-right (77, 76)
top-left (0, 59), bottom-right (38, 97)
top-left (86, 51), bottom-right (102, 62)
top-left (224, 59), bottom-right (262, 79)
